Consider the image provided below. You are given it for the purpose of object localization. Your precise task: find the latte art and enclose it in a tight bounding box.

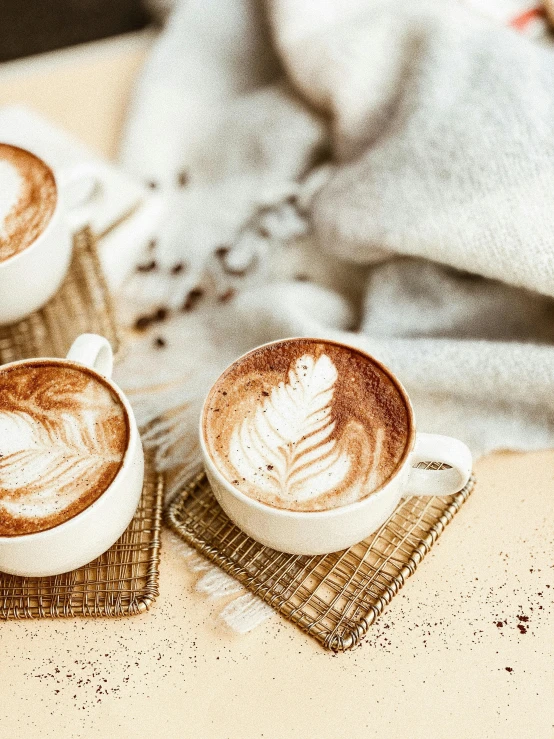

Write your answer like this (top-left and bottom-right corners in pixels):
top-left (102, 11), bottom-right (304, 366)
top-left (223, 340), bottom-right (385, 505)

top-left (204, 340), bottom-right (411, 512)
top-left (229, 354), bottom-right (383, 504)
top-left (0, 144), bottom-right (57, 262)
top-left (0, 362), bottom-right (129, 536)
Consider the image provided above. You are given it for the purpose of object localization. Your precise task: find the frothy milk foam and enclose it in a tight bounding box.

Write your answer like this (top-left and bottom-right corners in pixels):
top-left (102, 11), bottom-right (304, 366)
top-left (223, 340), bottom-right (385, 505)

top-left (0, 362), bottom-right (129, 536)
top-left (0, 144), bottom-right (57, 262)
top-left (204, 340), bottom-right (412, 512)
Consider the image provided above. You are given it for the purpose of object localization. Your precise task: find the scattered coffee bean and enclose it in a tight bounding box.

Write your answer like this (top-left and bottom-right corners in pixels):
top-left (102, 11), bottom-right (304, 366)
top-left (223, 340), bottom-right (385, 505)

top-left (505, 667), bottom-right (513, 673)
top-left (267, 465), bottom-right (274, 471)
top-left (171, 262), bottom-right (185, 275)
top-left (218, 288), bottom-right (236, 303)
top-left (181, 287), bottom-right (204, 312)
top-left (134, 305), bottom-right (169, 331)
top-left (177, 170), bottom-right (189, 187)
top-left (137, 260), bottom-right (157, 273)
top-left (154, 336), bottom-right (166, 348)
top-left (134, 315), bottom-right (151, 331)
top-left (154, 307), bottom-right (168, 322)
top-left (261, 391), bottom-right (269, 397)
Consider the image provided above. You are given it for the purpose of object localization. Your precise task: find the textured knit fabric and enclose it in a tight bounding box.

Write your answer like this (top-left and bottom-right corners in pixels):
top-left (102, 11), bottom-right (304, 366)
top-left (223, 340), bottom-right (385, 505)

top-left (295, 1), bottom-right (554, 295)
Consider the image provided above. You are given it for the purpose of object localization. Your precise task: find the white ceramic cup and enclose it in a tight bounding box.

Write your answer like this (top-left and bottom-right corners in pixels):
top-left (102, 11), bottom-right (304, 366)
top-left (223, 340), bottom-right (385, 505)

top-left (0, 333), bottom-right (144, 577)
top-left (0, 143), bottom-right (105, 325)
top-left (200, 339), bottom-right (473, 556)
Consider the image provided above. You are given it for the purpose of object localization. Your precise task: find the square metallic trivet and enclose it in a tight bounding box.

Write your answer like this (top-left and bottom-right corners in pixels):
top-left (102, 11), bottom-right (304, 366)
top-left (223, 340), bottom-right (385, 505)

top-left (167, 467), bottom-right (475, 651)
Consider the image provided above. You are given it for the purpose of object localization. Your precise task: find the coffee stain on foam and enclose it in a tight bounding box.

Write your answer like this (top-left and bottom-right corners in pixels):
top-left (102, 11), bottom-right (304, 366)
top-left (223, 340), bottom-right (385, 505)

top-left (0, 159), bottom-right (22, 239)
top-left (366, 426), bottom-right (385, 491)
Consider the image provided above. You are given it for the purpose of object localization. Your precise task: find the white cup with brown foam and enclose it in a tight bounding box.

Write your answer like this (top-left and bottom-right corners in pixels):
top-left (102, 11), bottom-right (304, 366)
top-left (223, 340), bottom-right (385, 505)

top-left (0, 142), bottom-right (104, 325)
top-left (0, 333), bottom-right (144, 577)
top-left (200, 338), bottom-right (472, 555)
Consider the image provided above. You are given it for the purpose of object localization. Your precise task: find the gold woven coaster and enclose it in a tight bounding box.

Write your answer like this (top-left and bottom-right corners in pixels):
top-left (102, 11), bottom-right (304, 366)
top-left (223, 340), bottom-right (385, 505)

top-left (167, 468), bottom-right (475, 651)
top-left (0, 462), bottom-right (163, 619)
top-left (0, 228), bottom-right (164, 619)
top-left (0, 228), bottom-right (119, 364)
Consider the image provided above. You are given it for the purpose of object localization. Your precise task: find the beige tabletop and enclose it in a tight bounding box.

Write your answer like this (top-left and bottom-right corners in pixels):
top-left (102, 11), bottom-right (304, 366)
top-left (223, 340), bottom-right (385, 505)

top-left (0, 34), bottom-right (552, 739)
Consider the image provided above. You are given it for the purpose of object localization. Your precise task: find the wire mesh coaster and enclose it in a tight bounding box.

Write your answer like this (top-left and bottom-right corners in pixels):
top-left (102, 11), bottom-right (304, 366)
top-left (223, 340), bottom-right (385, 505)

top-left (167, 466), bottom-right (475, 651)
top-left (0, 228), bottom-right (164, 618)
top-left (0, 227), bottom-right (119, 364)
top-left (0, 459), bottom-right (163, 619)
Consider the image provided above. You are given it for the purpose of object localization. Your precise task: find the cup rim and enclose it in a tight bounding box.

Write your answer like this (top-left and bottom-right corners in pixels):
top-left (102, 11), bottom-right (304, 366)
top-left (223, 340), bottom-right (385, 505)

top-left (0, 356), bottom-right (137, 541)
top-left (199, 336), bottom-right (416, 519)
top-left (0, 142), bottom-right (61, 268)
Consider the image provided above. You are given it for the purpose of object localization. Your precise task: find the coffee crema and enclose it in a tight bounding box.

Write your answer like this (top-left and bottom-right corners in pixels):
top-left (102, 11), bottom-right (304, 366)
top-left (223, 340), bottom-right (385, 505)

top-left (0, 144), bottom-right (57, 263)
top-left (0, 362), bottom-right (129, 536)
top-left (203, 339), bottom-right (412, 512)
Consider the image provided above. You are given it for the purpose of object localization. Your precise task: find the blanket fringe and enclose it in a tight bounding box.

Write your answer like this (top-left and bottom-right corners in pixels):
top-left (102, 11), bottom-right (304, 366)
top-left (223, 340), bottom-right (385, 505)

top-left (195, 568), bottom-right (244, 599)
top-left (219, 593), bottom-right (274, 634)
top-left (169, 531), bottom-right (272, 631)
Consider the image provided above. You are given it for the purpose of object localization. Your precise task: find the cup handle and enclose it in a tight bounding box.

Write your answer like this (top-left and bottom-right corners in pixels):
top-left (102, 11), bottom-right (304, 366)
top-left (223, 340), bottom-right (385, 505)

top-left (404, 433), bottom-right (472, 497)
top-left (58, 161), bottom-right (106, 229)
top-left (66, 333), bottom-right (113, 379)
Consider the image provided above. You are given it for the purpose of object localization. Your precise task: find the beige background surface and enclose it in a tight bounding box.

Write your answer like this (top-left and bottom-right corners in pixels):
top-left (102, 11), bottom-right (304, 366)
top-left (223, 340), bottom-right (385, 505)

top-left (0, 34), bottom-right (552, 739)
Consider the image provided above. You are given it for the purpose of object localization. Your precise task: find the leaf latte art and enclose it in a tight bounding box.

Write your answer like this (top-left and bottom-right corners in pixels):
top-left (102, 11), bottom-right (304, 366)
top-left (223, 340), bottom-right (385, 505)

top-left (0, 363), bottom-right (128, 536)
top-left (204, 340), bottom-right (411, 512)
top-left (230, 355), bottom-right (360, 502)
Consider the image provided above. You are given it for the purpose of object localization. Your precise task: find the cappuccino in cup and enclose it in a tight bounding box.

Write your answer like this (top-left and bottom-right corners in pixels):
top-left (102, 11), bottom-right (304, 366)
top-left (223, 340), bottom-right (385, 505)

top-left (201, 338), bottom-right (472, 555)
top-left (0, 361), bottom-right (129, 536)
top-left (203, 339), bottom-right (411, 512)
top-left (0, 144), bottom-right (57, 263)
top-left (0, 334), bottom-right (144, 577)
